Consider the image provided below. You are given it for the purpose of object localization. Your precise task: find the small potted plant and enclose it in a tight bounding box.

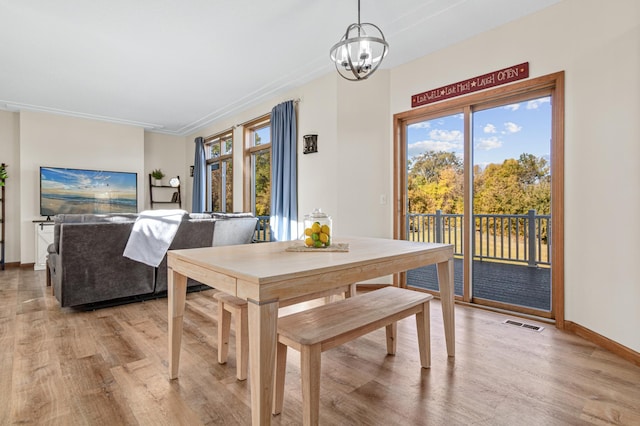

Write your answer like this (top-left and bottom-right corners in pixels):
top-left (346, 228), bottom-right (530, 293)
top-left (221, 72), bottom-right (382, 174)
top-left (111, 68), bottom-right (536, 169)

top-left (0, 163), bottom-right (7, 186)
top-left (151, 169), bottom-right (165, 186)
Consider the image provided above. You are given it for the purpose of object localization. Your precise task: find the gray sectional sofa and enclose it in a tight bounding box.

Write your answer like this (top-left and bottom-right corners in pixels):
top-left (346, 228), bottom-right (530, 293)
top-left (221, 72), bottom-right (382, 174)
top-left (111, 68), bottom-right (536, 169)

top-left (46, 212), bottom-right (257, 308)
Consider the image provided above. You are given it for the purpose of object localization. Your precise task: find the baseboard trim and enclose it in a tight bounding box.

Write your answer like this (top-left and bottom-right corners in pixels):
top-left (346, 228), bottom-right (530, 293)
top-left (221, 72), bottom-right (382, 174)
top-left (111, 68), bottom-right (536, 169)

top-left (565, 321), bottom-right (640, 367)
top-left (0, 261), bottom-right (22, 269)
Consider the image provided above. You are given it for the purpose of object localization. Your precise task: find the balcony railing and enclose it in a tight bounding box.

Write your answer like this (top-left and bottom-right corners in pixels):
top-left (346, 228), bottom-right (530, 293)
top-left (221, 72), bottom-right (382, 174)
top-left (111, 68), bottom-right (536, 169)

top-left (407, 210), bottom-right (550, 267)
top-left (255, 215), bottom-right (272, 242)
top-left (256, 212), bottom-right (550, 267)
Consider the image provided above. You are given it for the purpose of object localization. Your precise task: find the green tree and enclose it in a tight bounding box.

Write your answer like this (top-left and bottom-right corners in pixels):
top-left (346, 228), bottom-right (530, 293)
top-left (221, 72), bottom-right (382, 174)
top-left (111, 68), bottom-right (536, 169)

top-left (408, 149), bottom-right (551, 241)
top-left (408, 151), bottom-right (463, 214)
top-left (473, 153), bottom-right (549, 215)
top-left (408, 150), bottom-right (549, 217)
top-left (254, 150), bottom-right (271, 216)
top-left (410, 151), bottom-right (462, 183)
top-left (224, 161), bottom-right (233, 211)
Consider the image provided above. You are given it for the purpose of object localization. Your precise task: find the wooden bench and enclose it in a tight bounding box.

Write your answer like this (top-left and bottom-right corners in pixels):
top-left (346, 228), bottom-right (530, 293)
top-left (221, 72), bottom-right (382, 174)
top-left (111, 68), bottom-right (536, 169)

top-left (214, 292), bottom-right (249, 380)
top-left (272, 286), bottom-right (433, 425)
top-left (213, 284), bottom-right (356, 381)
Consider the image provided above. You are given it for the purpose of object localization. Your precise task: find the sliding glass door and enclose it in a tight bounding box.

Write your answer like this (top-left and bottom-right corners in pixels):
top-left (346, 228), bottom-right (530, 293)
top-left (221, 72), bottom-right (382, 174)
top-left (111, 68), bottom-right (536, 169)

top-left (395, 73), bottom-right (564, 321)
top-left (405, 111), bottom-right (465, 297)
top-left (470, 96), bottom-right (551, 312)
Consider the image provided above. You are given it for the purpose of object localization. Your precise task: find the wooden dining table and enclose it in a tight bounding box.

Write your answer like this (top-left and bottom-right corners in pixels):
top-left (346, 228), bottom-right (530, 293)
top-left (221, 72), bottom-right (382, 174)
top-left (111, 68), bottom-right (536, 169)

top-left (167, 236), bottom-right (455, 425)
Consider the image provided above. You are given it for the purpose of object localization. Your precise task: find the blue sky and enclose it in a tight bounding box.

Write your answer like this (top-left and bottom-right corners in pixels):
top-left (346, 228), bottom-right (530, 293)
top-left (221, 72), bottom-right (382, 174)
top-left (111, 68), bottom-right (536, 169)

top-left (255, 126), bottom-right (271, 145)
top-left (41, 167), bottom-right (137, 194)
top-left (407, 96), bottom-right (551, 168)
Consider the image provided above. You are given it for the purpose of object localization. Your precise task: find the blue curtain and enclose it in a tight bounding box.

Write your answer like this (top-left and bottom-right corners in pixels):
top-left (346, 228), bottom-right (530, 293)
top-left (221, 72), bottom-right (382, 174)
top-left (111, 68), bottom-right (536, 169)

top-left (270, 100), bottom-right (297, 241)
top-left (192, 136), bottom-right (206, 213)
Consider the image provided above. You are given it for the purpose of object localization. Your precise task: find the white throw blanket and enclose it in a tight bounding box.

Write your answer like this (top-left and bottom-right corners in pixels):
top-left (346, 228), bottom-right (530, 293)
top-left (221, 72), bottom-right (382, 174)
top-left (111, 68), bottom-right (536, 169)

top-left (123, 209), bottom-right (187, 267)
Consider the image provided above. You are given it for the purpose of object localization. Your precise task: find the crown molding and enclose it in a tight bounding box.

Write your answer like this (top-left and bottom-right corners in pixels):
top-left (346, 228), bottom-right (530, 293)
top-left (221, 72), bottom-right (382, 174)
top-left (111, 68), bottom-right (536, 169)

top-left (0, 101), bottom-right (165, 131)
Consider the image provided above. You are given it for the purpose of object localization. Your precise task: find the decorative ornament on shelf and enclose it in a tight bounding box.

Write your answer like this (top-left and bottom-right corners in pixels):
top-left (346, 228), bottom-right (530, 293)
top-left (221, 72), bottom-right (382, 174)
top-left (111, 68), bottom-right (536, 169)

top-left (151, 169), bottom-right (165, 186)
top-left (329, 0), bottom-right (388, 81)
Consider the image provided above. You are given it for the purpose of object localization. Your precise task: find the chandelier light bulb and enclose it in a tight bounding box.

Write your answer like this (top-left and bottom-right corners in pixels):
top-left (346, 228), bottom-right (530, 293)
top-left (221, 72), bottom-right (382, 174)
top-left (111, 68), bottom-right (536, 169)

top-left (329, 0), bottom-right (388, 81)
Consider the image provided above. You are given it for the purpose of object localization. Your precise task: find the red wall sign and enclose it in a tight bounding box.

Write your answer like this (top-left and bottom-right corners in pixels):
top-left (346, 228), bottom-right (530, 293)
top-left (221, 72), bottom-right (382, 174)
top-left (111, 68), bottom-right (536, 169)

top-left (411, 62), bottom-right (529, 108)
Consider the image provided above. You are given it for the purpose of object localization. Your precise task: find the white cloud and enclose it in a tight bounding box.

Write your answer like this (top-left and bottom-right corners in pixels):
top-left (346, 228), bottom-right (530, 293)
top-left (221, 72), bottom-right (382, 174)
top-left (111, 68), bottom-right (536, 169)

top-left (503, 103), bottom-right (519, 111)
top-left (429, 129), bottom-right (462, 142)
top-left (503, 121), bottom-right (522, 133)
top-left (408, 139), bottom-right (460, 153)
top-left (526, 98), bottom-right (550, 109)
top-left (475, 137), bottom-right (502, 151)
top-left (484, 123), bottom-right (497, 134)
top-left (408, 121), bottom-right (431, 129)
top-left (407, 128), bottom-right (464, 158)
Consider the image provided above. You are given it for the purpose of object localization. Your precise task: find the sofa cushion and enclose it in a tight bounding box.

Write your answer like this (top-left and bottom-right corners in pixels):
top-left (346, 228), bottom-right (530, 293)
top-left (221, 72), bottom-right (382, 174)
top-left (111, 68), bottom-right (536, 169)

top-left (52, 213), bottom-right (139, 254)
top-left (55, 213), bottom-right (139, 223)
top-left (209, 212), bottom-right (255, 219)
top-left (188, 213), bottom-right (213, 220)
top-left (212, 217), bottom-right (258, 246)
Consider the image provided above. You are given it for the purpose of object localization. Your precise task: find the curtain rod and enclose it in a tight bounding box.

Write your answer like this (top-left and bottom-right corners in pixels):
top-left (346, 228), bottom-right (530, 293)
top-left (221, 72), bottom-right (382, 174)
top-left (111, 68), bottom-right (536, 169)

top-left (233, 98), bottom-right (300, 129)
top-left (203, 126), bottom-right (235, 141)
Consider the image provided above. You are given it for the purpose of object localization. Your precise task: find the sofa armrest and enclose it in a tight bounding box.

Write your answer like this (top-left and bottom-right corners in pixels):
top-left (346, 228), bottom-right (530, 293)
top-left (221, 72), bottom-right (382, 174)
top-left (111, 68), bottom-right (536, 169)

top-left (47, 243), bottom-right (57, 255)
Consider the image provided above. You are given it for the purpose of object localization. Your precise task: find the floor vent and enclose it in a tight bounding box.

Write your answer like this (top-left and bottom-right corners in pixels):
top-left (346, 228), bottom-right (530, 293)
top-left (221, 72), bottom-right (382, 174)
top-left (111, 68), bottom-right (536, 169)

top-left (503, 319), bottom-right (544, 332)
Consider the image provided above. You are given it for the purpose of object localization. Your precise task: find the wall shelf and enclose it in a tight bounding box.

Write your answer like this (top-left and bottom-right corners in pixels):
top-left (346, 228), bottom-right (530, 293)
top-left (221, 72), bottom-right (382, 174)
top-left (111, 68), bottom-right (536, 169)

top-left (0, 163), bottom-right (5, 270)
top-left (149, 174), bottom-right (181, 209)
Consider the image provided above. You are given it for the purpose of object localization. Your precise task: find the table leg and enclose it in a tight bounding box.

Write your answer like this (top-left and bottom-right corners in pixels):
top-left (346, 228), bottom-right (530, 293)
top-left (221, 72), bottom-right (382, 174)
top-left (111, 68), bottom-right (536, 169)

top-left (168, 266), bottom-right (188, 379)
top-left (248, 299), bottom-right (279, 426)
top-left (437, 258), bottom-right (455, 357)
top-left (347, 283), bottom-right (357, 297)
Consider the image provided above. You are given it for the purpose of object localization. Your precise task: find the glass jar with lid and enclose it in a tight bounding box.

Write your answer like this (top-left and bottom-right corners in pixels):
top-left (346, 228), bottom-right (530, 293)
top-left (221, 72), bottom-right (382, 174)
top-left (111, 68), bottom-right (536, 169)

top-left (302, 208), bottom-right (332, 248)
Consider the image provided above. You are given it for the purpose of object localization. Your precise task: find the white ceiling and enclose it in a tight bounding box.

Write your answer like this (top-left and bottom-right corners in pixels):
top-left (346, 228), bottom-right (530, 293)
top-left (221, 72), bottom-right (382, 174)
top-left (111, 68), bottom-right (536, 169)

top-left (0, 0), bottom-right (560, 136)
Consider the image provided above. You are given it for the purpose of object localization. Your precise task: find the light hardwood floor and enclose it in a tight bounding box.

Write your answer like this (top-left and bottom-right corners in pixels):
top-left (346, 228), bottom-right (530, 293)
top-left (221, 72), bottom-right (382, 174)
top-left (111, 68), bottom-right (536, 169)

top-left (1, 268), bottom-right (639, 425)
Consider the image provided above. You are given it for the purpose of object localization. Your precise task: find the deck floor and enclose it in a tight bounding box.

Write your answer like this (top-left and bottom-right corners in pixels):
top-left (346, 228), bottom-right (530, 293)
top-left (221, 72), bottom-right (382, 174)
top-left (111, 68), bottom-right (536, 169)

top-left (407, 259), bottom-right (551, 311)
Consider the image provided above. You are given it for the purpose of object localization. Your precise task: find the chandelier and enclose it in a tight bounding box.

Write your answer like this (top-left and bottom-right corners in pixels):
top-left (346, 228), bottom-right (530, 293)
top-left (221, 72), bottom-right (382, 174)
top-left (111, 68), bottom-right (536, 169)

top-left (329, 0), bottom-right (389, 81)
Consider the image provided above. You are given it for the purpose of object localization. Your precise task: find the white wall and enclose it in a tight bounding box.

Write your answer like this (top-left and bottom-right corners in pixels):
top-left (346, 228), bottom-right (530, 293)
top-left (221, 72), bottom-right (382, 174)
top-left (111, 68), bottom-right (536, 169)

top-left (19, 111), bottom-right (144, 263)
top-left (336, 72), bottom-right (391, 238)
top-left (295, 74), bottom-right (340, 235)
top-left (0, 110), bottom-right (20, 263)
top-left (144, 132), bottom-right (187, 210)
top-left (389, 0), bottom-right (640, 352)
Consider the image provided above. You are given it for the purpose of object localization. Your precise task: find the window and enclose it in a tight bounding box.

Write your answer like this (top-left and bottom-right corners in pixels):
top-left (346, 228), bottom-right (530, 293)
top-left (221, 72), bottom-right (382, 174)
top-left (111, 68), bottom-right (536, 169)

top-left (205, 130), bottom-right (233, 212)
top-left (244, 117), bottom-right (271, 218)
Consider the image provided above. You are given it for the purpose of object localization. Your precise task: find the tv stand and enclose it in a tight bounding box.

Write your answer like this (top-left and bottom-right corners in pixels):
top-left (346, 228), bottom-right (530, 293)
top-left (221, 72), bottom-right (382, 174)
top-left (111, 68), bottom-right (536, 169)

top-left (33, 220), bottom-right (54, 271)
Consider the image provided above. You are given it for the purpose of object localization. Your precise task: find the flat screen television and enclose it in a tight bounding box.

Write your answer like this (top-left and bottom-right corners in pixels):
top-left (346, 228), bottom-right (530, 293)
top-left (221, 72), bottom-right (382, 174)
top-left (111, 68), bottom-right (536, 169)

top-left (40, 166), bottom-right (138, 218)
